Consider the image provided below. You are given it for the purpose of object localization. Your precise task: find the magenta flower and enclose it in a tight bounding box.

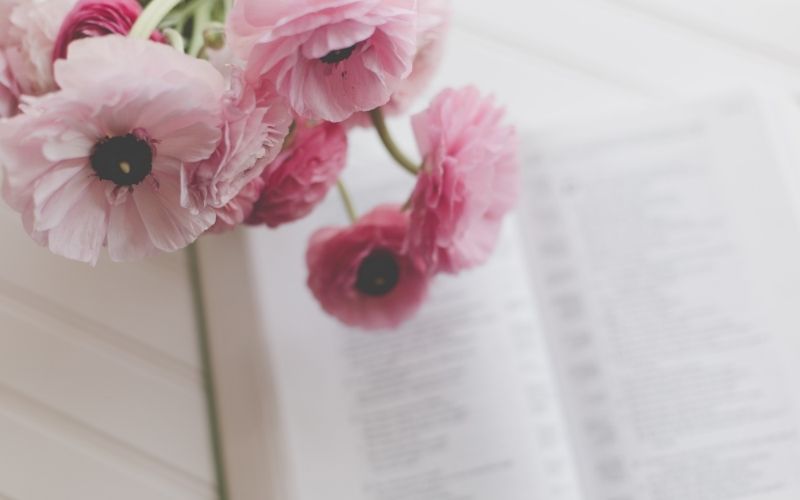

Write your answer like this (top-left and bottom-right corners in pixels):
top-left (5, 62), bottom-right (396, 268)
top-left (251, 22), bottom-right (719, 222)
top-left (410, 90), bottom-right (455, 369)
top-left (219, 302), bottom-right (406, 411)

top-left (2, 0), bottom-right (77, 97)
top-left (307, 205), bottom-right (430, 329)
top-left (52, 0), bottom-right (165, 62)
top-left (407, 86), bottom-right (519, 274)
top-left (248, 121), bottom-right (348, 228)
top-left (0, 36), bottom-right (226, 264)
top-left (228, 0), bottom-right (418, 123)
top-left (181, 71), bottom-right (292, 217)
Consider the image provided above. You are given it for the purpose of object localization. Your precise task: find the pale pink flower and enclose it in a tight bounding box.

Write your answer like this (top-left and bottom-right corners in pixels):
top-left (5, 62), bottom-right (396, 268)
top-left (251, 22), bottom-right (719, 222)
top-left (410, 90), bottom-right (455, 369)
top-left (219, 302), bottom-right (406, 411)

top-left (206, 44), bottom-right (240, 81)
top-left (52, 0), bottom-right (165, 61)
top-left (228, 0), bottom-right (418, 123)
top-left (390, 0), bottom-right (450, 112)
top-left (307, 205), bottom-right (430, 329)
top-left (248, 120), bottom-right (348, 228)
top-left (3, 0), bottom-right (78, 97)
top-left (407, 86), bottom-right (519, 274)
top-left (346, 0), bottom-right (450, 128)
top-left (0, 53), bottom-right (17, 118)
top-left (0, 36), bottom-right (226, 264)
top-left (207, 177), bottom-right (265, 234)
top-left (182, 71), bottom-right (292, 216)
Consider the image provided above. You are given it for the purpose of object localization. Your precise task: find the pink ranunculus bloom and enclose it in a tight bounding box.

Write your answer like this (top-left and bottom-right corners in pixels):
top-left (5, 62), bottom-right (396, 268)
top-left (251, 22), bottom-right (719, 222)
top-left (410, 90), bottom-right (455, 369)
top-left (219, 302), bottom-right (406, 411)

top-left (0, 36), bottom-right (226, 264)
top-left (0, 53), bottom-right (18, 118)
top-left (228, 0), bottom-right (418, 123)
top-left (52, 0), bottom-right (165, 62)
top-left (247, 120), bottom-right (348, 228)
top-left (206, 43), bottom-right (240, 81)
top-left (3, 0), bottom-right (78, 97)
top-left (346, 0), bottom-right (450, 129)
top-left (306, 205), bottom-right (430, 329)
top-left (407, 86), bottom-right (519, 275)
top-left (207, 177), bottom-right (265, 234)
top-left (181, 71), bottom-right (292, 217)
top-left (390, 0), bottom-right (450, 112)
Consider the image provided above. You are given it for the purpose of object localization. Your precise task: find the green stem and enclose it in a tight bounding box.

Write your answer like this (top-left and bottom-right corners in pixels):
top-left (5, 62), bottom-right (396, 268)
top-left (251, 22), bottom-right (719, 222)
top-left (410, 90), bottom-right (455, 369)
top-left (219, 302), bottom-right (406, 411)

top-left (130, 0), bottom-right (184, 39)
top-left (186, 243), bottom-right (231, 500)
top-left (162, 0), bottom-right (207, 27)
top-left (189, 0), bottom-right (213, 56)
top-left (162, 28), bottom-right (185, 52)
top-left (337, 180), bottom-right (358, 223)
top-left (369, 108), bottom-right (421, 176)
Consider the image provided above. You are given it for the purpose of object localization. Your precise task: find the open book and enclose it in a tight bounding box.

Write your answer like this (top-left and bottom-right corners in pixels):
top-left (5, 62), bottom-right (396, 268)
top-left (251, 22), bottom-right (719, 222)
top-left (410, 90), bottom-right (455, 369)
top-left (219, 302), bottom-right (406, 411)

top-left (197, 93), bottom-right (800, 500)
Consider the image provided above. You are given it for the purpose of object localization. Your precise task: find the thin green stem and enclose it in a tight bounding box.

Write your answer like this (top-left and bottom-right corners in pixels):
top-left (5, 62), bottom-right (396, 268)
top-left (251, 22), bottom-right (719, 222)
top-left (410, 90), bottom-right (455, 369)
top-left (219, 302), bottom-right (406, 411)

top-left (130, 0), bottom-right (184, 39)
top-left (369, 108), bottom-right (420, 176)
top-left (162, 0), bottom-right (207, 27)
top-left (162, 28), bottom-right (186, 52)
top-left (189, 0), bottom-right (213, 56)
top-left (337, 180), bottom-right (358, 223)
top-left (186, 243), bottom-right (230, 500)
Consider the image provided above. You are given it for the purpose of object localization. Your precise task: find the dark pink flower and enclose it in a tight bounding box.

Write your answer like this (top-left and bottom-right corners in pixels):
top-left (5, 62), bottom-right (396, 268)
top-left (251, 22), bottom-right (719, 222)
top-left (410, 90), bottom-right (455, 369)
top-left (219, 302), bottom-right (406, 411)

top-left (248, 121), bottom-right (348, 228)
top-left (52, 0), bottom-right (165, 61)
top-left (407, 86), bottom-right (519, 274)
top-left (227, 0), bottom-right (418, 122)
top-left (306, 205), bottom-right (430, 329)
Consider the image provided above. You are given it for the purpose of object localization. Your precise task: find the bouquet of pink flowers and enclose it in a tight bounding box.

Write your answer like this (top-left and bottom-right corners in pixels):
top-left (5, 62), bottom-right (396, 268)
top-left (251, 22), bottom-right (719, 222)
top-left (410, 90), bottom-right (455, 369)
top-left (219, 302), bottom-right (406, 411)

top-left (0, 0), bottom-right (519, 329)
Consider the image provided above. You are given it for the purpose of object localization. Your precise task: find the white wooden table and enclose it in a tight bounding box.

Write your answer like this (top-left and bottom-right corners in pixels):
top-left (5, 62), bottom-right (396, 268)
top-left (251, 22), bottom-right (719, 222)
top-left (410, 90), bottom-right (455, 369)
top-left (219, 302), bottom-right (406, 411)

top-left (1, 1), bottom-right (799, 498)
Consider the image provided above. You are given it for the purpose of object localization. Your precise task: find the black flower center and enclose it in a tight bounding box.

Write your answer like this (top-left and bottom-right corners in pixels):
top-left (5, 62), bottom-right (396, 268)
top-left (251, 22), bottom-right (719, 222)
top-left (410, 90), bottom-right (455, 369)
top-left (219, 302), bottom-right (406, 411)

top-left (356, 249), bottom-right (400, 297)
top-left (90, 133), bottom-right (153, 187)
top-left (320, 44), bottom-right (358, 64)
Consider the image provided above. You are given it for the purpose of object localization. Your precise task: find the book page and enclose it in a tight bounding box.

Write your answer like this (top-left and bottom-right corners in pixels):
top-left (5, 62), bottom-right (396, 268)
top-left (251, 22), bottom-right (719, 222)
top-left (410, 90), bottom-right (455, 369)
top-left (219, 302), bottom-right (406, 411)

top-left (519, 95), bottom-right (800, 500)
top-left (230, 133), bottom-right (584, 500)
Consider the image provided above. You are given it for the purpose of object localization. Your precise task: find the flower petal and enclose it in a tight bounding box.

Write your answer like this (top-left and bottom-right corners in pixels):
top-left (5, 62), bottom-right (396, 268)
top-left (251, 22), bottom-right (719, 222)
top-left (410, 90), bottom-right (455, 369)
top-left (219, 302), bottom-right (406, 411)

top-left (133, 174), bottom-right (214, 252)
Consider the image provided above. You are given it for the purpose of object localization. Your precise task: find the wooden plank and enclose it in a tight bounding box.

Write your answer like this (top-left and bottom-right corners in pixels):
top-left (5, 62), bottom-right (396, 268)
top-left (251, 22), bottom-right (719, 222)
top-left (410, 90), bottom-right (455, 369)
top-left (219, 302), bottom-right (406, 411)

top-left (0, 390), bottom-right (213, 500)
top-left (0, 302), bottom-right (213, 482)
top-left (0, 202), bottom-right (201, 370)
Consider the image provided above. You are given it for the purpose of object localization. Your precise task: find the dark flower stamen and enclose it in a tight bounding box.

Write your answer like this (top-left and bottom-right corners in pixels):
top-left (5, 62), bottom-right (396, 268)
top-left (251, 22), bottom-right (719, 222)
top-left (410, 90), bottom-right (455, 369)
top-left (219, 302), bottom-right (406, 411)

top-left (356, 249), bottom-right (400, 297)
top-left (90, 133), bottom-right (153, 187)
top-left (321, 44), bottom-right (358, 64)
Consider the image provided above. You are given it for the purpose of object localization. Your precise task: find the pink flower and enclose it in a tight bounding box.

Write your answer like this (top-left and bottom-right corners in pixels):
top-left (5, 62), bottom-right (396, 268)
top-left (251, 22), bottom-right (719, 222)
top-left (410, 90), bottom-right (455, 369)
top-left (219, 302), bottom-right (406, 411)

top-left (3, 0), bottom-right (78, 97)
top-left (206, 44), bottom-right (241, 81)
top-left (182, 71), bottom-right (292, 216)
top-left (407, 86), bottom-right (519, 274)
top-left (306, 205), bottom-right (430, 329)
top-left (390, 0), bottom-right (450, 112)
top-left (207, 177), bottom-right (265, 234)
top-left (0, 53), bottom-right (17, 118)
top-left (0, 36), bottom-right (226, 264)
top-left (342, 0), bottom-right (451, 128)
top-left (52, 0), bottom-right (165, 62)
top-left (228, 0), bottom-right (418, 123)
top-left (248, 121), bottom-right (348, 228)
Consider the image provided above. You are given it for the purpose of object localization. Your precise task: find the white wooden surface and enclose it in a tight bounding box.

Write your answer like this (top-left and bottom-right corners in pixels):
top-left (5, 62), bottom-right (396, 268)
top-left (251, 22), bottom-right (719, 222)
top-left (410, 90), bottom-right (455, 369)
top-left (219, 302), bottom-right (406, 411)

top-left (0, 202), bottom-right (216, 500)
top-left (2, 1), bottom-right (800, 498)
